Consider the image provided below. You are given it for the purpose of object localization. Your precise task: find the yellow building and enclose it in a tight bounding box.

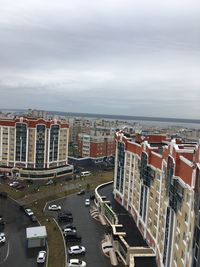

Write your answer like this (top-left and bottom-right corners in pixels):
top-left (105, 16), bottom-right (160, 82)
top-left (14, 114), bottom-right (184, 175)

top-left (0, 117), bottom-right (72, 179)
top-left (114, 132), bottom-right (200, 267)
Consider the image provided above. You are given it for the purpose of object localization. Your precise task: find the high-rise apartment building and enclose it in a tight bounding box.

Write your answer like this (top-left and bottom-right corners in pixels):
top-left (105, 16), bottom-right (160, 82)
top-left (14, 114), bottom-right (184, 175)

top-left (114, 131), bottom-right (200, 267)
top-left (0, 117), bottom-right (72, 179)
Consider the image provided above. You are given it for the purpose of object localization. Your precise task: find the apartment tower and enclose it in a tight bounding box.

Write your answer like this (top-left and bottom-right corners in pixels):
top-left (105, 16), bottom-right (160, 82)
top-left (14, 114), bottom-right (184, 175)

top-left (114, 132), bottom-right (200, 267)
top-left (0, 117), bottom-right (72, 179)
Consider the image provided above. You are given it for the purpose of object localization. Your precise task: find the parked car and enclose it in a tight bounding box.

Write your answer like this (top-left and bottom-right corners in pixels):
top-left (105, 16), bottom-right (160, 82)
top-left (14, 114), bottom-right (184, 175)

top-left (65, 232), bottom-right (82, 242)
top-left (30, 215), bottom-right (37, 223)
top-left (46, 179), bottom-right (53, 185)
top-left (0, 217), bottom-right (5, 231)
top-left (9, 181), bottom-right (19, 187)
top-left (16, 184), bottom-right (26, 190)
top-left (62, 223), bottom-right (73, 230)
top-left (68, 245), bottom-right (86, 255)
top-left (63, 226), bottom-right (76, 235)
top-left (37, 251), bottom-right (47, 263)
top-left (0, 216), bottom-right (5, 226)
top-left (48, 204), bottom-right (61, 211)
top-left (68, 259), bottom-right (86, 267)
top-left (0, 232), bottom-right (6, 244)
top-left (26, 179), bottom-right (33, 184)
top-left (0, 192), bottom-right (8, 198)
top-left (80, 171), bottom-right (91, 177)
top-left (25, 208), bottom-right (34, 216)
top-left (58, 212), bottom-right (73, 222)
top-left (85, 199), bottom-right (90, 206)
top-left (77, 189), bottom-right (85, 195)
top-left (89, 194), bottom-right (95, 200)
top-left (19, 205), bottom-right (26, 211)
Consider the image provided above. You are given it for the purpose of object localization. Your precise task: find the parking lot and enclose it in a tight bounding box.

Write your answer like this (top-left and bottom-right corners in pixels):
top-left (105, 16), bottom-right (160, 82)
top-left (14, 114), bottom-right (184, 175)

top-left (0, 196), bottom-right (44, 267)
top-left (45, 192), bottom-right (124, 267)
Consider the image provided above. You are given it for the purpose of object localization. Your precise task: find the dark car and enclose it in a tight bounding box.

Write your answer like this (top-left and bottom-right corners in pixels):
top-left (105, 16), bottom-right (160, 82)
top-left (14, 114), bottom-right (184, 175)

top-left (0, 192), bottom-right (8, 198)
top-left (26, 179), bottom-right (33, 184)
top-left (62, 224), bottom-right (76, 231)
top-left (77, 189), bottom-right (85, 195)
top-left (62, 223), bottom-right (73, 230)
top-left (65, 232), bottom-right (82, 242)
top-left (19, 205), bottom-right (27, 211)
top-left (62, 211), bottom-right (72, 216)
top-left (90, 194), bottom-right (95, 200)
top-left (30, 215), bottom-right (37, 223)
top-left (0, 216), bottom-right (5, 230)
top-left (58, 212), bottom-right (73, 223)
top-left (16, 184), bottom-right (26, 190)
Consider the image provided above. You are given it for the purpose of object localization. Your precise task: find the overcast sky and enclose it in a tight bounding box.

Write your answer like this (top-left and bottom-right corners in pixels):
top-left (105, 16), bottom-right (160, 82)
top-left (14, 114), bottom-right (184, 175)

top-left (0, 0), bottom-right (200, 119)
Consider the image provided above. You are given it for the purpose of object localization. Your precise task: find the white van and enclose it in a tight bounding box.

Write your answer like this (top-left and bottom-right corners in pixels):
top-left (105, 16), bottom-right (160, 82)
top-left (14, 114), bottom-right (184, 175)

top-left (81, 171), bottom-right (92, 177)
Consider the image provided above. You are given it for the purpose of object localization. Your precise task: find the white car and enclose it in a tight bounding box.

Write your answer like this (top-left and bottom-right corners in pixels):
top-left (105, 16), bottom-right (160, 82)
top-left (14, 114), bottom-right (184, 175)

top-left (9, 181), bottom-right (19, 187)
top-left (85, 199), bottom-right (90, 206)
top-left (48, 204), bottom-right (61, 211)
top-left (25, 208), bottom-right (34, 216)
top-left (0, 233), bottom-right (6, 244)
top-left (68, 259), bottom-right (86, 267)
top-left (68, 245), bottom-right (86, 255)
top-left (37, 250), bottom-right (47, 263)
top-left (63, 227), bottom-right (76, 235)
top-left (46, 179), bottom-right (53, 185)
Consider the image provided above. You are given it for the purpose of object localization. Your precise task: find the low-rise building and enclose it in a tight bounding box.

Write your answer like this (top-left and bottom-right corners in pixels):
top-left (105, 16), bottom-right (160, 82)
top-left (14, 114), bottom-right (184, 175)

top-left (26, 226), bottom-right (47, 248)
top-left (78, 133), bottom-right (115, 158)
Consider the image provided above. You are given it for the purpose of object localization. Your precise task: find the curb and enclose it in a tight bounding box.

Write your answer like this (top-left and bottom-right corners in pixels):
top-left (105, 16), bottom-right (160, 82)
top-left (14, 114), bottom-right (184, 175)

top-left (44, 199), bottom-right (67, 267)
top-left (53, 218), bottom-right (67, 267)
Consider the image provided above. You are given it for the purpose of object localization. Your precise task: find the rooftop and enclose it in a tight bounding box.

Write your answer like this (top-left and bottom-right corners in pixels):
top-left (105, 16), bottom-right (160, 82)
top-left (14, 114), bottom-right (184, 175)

top-left (26, 226), bottom-right (47, 239)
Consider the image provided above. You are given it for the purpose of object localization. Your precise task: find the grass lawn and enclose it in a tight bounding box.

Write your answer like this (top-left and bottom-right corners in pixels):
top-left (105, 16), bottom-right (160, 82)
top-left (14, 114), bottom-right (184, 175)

top-left (0, 183), bottom-right (26, 199)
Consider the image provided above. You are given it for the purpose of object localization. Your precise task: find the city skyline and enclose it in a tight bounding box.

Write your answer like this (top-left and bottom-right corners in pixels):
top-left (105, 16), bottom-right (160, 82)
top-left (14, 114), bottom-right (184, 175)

top-left (0, 0), bottom-right (200, 119)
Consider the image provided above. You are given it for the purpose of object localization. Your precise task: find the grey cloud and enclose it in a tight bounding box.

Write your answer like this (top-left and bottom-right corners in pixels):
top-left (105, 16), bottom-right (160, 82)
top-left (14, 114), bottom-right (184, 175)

top-left (0, 0), bottom-right (200, 119)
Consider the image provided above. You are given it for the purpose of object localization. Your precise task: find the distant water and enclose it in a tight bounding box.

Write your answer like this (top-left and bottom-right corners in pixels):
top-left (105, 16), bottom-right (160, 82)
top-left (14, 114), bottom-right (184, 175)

top-left (135, 120), bottom-right (200, 129)
top-left (50, 111), bottom-right (200, 129)
top-left (1, 109), bottom-right (200, 129)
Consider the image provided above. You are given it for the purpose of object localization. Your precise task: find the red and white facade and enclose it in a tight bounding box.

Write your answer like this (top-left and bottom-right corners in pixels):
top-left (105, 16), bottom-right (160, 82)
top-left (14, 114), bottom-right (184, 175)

top-left (0, 117), bottom-right (72, 179)
top-left (114, 132), bottom-right (200, 267)
top-left (78, 133), bottom-right (115, 158)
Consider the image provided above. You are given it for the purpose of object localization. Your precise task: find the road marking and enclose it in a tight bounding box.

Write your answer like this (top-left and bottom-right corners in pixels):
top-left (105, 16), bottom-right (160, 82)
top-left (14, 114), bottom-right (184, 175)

top-left (0, 242), bottom-right (10, 265)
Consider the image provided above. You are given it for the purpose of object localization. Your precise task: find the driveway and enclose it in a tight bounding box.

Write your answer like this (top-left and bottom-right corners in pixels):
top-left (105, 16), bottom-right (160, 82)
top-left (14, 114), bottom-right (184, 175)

top-left (0, 196), bottom-right (43, 267)
top-left (45, 192), bottom-right (124, 267)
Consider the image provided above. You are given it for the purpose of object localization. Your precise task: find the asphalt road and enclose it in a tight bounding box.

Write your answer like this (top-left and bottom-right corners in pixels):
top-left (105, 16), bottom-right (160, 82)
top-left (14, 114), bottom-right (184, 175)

top-left (0, 197), bottom-right (43, 267)
top-left (46, 193), bottom-right (124, 267)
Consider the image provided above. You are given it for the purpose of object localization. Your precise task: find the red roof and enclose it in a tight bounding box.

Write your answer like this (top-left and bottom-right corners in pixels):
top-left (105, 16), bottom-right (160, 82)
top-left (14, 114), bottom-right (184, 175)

top-left (116, 131), bottom-right (196, 187)
top-left (0, 117), bottom-right (69, 129)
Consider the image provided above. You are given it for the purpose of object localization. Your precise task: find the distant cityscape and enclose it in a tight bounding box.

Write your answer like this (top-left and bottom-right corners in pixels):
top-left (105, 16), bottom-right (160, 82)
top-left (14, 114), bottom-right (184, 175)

top-left (0, 108), bottom-right (200, 267)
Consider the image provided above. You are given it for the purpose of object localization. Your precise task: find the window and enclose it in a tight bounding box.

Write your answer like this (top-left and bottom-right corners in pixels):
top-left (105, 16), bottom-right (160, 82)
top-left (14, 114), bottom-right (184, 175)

top-left (186, 193), bottom-right (190, 203)
top-left (156, 173), bottom-right (161, 180)
top-left (155, 197), bottom-right (159, 204)
top-left (181, 250), bottom-right (184, 261)
top-left (183, 232), bottom-right (186, 242)
top-left (185, 213), bottom-right (188, 223)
